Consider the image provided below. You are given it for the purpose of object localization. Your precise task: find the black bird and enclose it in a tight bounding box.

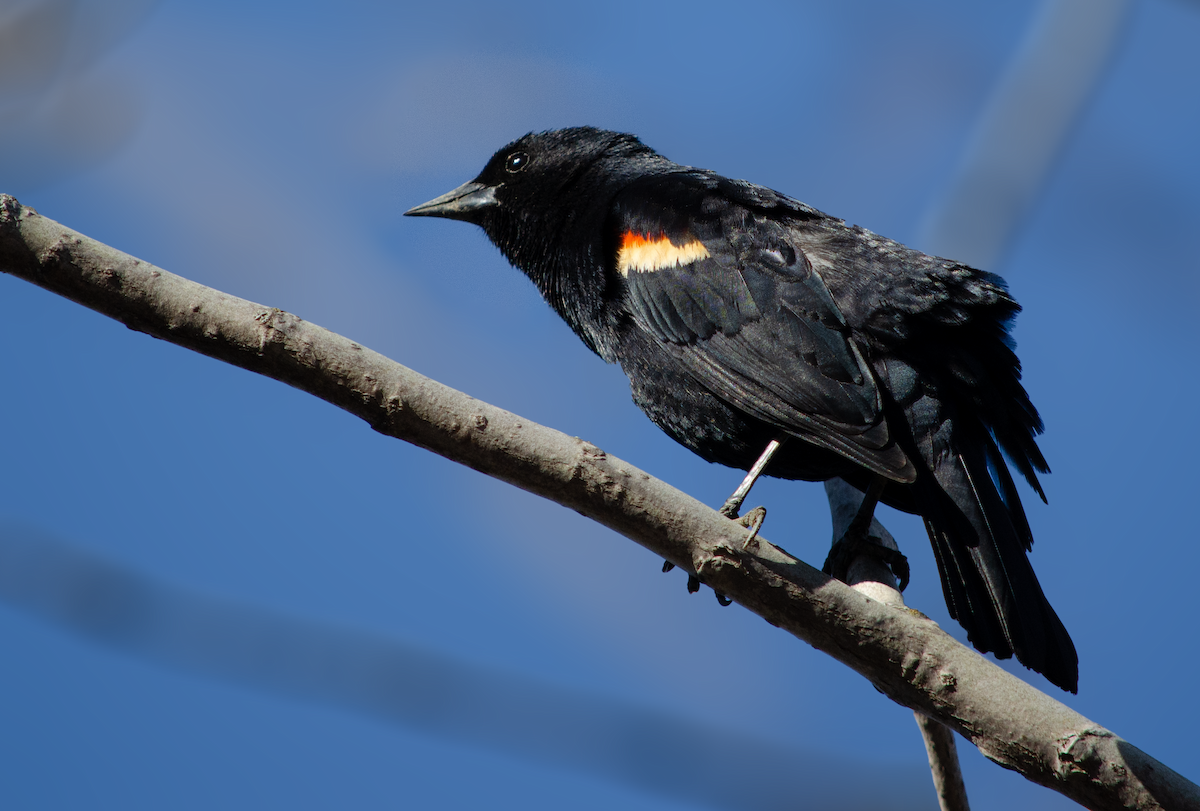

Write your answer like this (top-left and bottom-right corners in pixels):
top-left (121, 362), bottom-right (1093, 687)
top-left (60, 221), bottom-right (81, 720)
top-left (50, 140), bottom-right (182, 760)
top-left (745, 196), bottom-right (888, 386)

top-left (406, 127), bottom-right (1078, 693)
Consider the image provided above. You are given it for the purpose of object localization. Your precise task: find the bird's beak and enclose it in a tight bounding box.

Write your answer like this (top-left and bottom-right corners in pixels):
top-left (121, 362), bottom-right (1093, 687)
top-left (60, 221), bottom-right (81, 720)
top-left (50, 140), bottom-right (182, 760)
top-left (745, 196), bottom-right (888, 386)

top-left (405, 181), bottom-right (498, 221)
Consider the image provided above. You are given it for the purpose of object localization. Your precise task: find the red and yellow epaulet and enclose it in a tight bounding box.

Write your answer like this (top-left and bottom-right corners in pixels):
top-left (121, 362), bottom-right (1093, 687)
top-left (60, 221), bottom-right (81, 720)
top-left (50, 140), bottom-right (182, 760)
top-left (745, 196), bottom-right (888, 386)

top-left (616, 231), bottom-right (710, 276)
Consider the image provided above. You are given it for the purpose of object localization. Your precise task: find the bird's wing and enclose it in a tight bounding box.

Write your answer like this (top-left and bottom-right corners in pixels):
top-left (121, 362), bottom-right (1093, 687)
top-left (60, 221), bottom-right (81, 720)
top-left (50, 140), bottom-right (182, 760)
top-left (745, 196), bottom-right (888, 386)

top-left (611, 178), bottom-right (915, 482)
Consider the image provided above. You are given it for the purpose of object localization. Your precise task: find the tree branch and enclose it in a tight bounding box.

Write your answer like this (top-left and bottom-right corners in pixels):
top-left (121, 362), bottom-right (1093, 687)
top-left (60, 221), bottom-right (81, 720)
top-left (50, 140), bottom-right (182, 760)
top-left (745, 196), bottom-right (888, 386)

top-left (2, 194), bottom-right (1196, 811)
top-left (916, 711), bottom-right (973, 811)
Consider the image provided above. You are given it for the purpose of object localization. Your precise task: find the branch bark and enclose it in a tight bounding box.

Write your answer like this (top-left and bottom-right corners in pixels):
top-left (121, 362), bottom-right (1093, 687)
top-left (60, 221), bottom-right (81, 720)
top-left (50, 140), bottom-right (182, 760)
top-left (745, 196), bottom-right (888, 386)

top-left (916, 711), bottom-right (973, 811)
top-left (2, 194), bottom-right (1196, 811)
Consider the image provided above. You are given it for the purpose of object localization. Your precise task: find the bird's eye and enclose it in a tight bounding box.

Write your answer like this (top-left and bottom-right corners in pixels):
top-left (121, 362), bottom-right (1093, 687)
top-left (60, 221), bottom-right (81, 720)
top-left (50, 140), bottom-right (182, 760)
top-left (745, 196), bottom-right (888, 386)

top-left (505, 151), bottom-right (530, 173)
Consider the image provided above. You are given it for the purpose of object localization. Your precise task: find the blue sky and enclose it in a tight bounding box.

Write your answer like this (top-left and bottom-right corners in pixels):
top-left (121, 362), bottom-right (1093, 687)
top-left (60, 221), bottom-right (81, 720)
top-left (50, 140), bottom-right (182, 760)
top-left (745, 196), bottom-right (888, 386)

top-left (2, 1), bottom-right (1198, 809)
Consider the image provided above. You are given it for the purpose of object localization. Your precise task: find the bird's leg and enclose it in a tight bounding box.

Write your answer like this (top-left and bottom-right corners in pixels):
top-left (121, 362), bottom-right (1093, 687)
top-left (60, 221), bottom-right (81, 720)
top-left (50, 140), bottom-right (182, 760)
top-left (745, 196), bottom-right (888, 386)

top-left (664, 436), bottom-right (783, 570)
top-left (665, 438), bottom-right (785, 607)
top-left (822, 476), bottom-right (910, 590)
top-left (719, 438), bottom-right (785, 521)
top-left (719, 438), bottom-right (784, 564)
top-left (846, 475), bottom-right (885, 539)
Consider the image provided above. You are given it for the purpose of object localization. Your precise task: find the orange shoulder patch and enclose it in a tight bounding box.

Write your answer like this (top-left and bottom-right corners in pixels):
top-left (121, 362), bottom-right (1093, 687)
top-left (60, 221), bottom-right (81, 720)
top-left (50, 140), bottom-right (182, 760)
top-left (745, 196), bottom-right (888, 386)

top-left (616, 231), bottom-right (710, 276)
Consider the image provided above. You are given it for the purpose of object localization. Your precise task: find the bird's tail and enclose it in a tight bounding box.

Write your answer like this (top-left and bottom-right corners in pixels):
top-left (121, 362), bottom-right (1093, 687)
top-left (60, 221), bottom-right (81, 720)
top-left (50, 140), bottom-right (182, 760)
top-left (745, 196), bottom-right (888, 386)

top-left (921, 431), bottom-right (1078, 693)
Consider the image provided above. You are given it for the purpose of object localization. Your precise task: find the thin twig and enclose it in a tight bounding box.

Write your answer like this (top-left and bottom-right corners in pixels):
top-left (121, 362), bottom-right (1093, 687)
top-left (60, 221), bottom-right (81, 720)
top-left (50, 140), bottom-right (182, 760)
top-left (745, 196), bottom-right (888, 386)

top-left (915, 711), bottom-right (972, 811)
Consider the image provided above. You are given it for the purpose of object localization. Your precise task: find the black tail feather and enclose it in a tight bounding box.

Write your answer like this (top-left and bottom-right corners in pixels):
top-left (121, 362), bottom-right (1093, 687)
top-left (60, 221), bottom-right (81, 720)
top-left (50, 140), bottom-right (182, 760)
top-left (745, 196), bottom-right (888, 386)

top-left (923, 437), bottom-right (1078, 693)
top-left (982, 429), bottom-right (1035, 551)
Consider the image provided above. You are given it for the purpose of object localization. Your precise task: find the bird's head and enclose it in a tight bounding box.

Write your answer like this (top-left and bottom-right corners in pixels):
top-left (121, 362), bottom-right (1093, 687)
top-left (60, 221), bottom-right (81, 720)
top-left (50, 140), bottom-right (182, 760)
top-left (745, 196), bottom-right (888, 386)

top-left (406, 127), bottom-right (670, 267)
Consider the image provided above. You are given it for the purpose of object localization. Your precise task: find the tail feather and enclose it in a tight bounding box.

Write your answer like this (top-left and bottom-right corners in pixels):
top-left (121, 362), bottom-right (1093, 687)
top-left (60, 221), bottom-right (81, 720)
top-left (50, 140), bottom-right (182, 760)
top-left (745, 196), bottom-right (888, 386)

top-left (923, 437), bottom-right (1078, 693)
top-left (982, 429), bottom-right (1034, 551)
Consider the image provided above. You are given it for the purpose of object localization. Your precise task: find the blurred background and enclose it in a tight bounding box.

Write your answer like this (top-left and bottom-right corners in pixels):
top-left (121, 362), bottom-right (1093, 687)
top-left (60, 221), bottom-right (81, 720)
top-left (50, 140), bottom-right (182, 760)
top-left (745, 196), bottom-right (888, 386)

top-left (2, 1), bottom-right (1197, 808)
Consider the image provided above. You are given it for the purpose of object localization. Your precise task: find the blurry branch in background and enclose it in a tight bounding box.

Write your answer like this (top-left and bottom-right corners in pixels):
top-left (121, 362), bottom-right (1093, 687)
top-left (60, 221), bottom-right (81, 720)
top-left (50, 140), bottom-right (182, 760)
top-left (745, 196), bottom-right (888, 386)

top-left (919, 0), bottom-right (1132, 268)
top-left (2, 197), bottom-right (1197, 811)
top-left (0, 526), bottom-right (931, 811)
top-left (0, 0), bottom-right (157, 190)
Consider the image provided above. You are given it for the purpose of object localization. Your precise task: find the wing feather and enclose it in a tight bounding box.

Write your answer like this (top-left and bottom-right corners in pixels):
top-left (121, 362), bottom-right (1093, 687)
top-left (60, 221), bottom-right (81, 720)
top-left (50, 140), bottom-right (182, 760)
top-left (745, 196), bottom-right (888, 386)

top-left (615, 192), bottom-right (915, 482)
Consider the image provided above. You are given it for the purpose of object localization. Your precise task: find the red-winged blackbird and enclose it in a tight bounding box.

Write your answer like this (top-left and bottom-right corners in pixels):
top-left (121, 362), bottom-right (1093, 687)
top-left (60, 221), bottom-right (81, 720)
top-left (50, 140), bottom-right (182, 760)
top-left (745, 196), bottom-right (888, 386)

top-left (407, 127), bottom-right (1078, 693)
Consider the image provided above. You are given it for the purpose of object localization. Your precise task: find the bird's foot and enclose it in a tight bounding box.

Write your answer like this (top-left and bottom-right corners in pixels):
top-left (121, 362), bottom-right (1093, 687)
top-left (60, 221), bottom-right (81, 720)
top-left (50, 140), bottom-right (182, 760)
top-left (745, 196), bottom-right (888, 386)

top-left (719, 492), bottom-right (767, 550)
top-left (718, 494), bottom-right (745, 519)
top-left (669, 569), bottom-right (734, 606)
top-left (732, 505), bottom-right (767, 550)
top-left (663, 475), bottom-right (773, 604)
top-left (822, 532), bottom-right (910, 592)
top-left (700, 506), bottom-right (766, 606)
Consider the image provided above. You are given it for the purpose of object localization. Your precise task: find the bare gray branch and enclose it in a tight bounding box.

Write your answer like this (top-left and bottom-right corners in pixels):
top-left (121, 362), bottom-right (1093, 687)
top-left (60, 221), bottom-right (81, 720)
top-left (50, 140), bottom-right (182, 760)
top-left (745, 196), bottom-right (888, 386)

top-left (2, 194), bottom-right (1196, 811)
top-left (916, 712), bottom-right (972, 811)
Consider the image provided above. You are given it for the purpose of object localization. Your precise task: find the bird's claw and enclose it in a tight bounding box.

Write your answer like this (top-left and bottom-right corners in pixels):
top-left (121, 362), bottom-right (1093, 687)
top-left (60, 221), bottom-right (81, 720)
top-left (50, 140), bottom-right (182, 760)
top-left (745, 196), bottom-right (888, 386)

top-left (734, 505), bottom-right (767, 549)
top-left (667, 483), bottom-right (770, 604)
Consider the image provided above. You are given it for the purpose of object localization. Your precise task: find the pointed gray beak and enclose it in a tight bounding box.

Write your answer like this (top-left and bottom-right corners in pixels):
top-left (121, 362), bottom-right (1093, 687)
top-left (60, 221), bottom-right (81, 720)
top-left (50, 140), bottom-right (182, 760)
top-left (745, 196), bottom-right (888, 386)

top-left (405, 181), bottom-right (499, 221)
